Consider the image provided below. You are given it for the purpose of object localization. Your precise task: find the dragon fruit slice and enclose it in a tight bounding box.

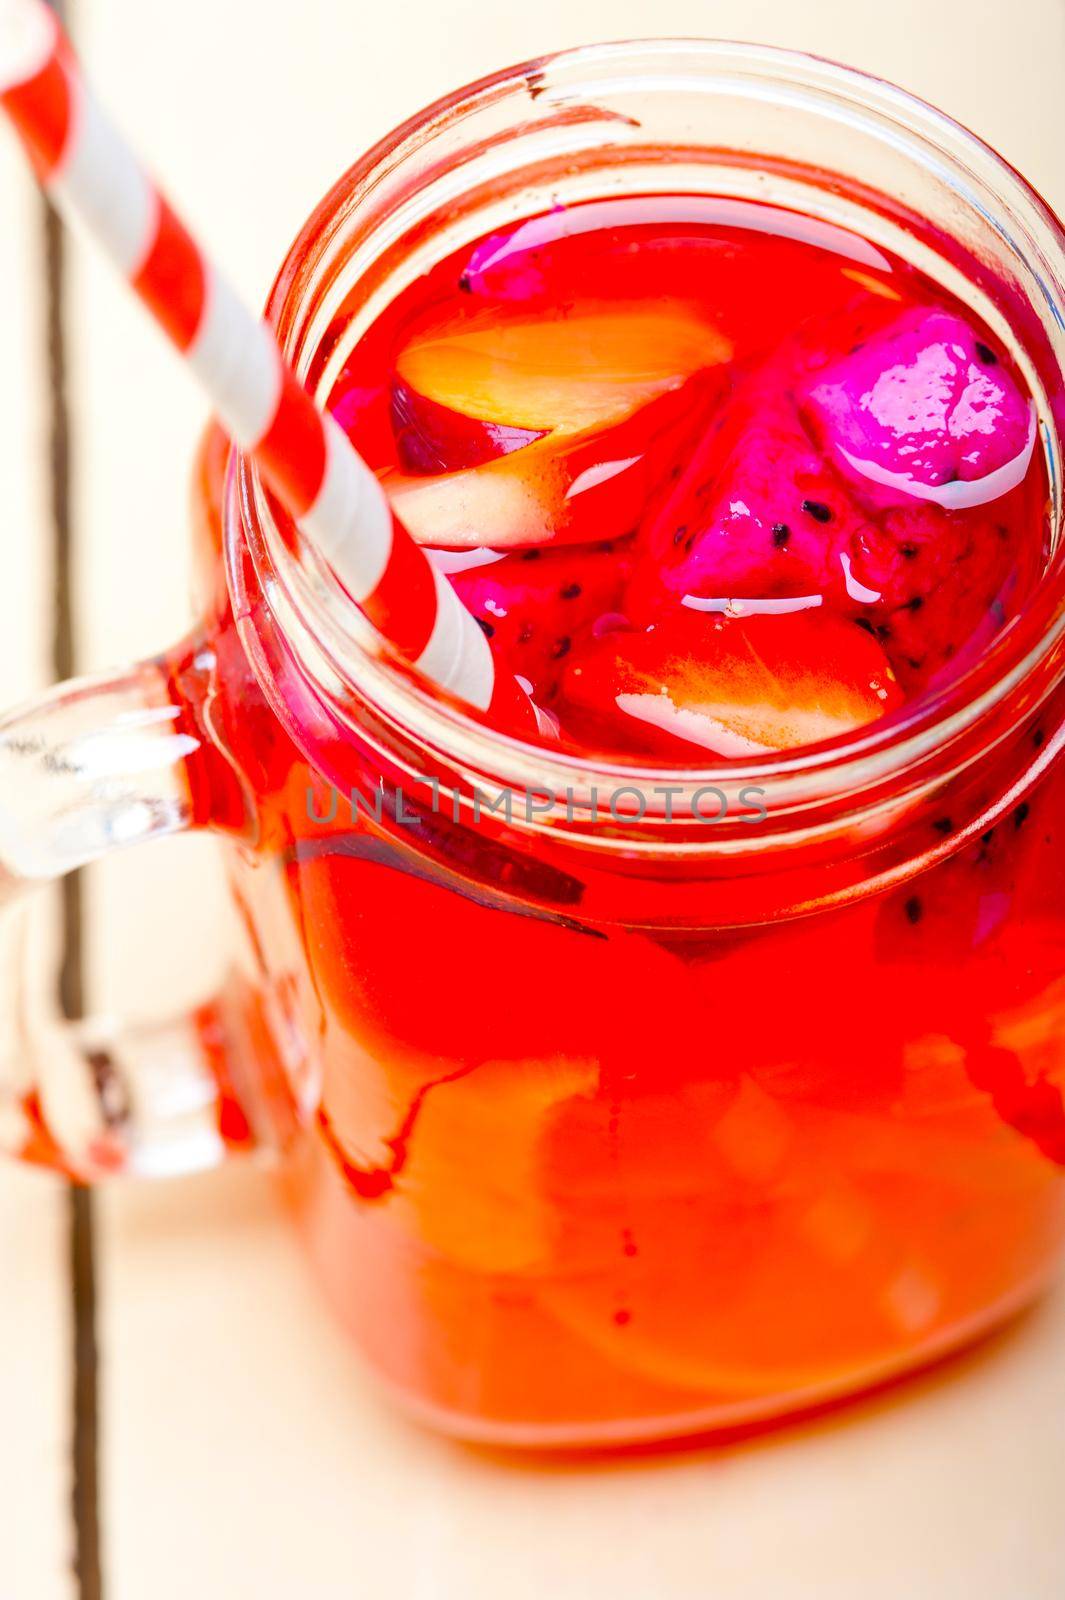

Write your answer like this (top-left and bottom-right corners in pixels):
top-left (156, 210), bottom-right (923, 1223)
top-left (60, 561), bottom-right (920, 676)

top-left (802, 309), bottom-right (1036, 509)
top-left (627, 336), bottom-right (1040, 690)
top-left (628, 376), bottom-right (864, 617)
top-left (443, 543), bottom-right (632, 702)
top-left (841, 489), bottom-right (1030, 684)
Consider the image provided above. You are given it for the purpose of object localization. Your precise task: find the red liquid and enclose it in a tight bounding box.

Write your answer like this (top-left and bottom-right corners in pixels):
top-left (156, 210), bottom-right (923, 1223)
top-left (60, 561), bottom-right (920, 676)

top-left (182, 195), bottom-right (1065, 1445)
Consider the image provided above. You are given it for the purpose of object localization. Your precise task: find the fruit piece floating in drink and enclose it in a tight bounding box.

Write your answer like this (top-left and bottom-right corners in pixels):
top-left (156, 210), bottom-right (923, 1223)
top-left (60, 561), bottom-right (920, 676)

top-left (330, 196), bottom-right (1046, 755)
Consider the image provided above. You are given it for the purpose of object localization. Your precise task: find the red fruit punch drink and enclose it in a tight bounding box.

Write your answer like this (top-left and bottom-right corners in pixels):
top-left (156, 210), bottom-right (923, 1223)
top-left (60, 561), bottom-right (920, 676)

top-left (183, 46), bottom-right (1065, 1445)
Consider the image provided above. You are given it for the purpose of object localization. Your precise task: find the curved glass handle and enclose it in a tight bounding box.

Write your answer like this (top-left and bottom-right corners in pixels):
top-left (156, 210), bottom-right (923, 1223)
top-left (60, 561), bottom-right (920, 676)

top-left (0, 655), bottom-right (259, 1179)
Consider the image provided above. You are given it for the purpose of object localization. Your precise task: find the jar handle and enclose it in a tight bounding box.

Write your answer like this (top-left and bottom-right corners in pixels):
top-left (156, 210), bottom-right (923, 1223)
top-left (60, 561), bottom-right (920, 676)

top-left (0, 650), bottom-right (263, 1179)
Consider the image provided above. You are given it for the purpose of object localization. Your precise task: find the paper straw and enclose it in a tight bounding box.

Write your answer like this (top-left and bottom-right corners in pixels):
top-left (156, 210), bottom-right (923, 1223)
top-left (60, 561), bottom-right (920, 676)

top-left (0, 0), bottom-right (531, 730)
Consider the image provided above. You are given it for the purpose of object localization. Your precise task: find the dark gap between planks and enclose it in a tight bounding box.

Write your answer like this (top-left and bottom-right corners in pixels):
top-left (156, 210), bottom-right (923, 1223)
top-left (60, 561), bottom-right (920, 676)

top-left (39, 2), bottom-right (104, 1588)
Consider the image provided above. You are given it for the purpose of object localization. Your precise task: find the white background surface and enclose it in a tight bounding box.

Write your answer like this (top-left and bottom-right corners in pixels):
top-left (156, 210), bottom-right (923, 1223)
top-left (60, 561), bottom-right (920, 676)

top-left (1, 0), bottom-right (1064, 1594)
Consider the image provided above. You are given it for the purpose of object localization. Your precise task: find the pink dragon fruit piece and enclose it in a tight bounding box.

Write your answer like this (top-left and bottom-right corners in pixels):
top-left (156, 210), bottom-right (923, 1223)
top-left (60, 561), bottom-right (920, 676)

top-left (625, 357), bottom-right (1032, 691)
top-left (801, 309), bottom-right (1036, 509)
top-left (628, 376), bottom-right (863, 617)
top-left (443, 543), bottom-right (632, 702)
top-left (842, 488), bottom-right (1028, 685)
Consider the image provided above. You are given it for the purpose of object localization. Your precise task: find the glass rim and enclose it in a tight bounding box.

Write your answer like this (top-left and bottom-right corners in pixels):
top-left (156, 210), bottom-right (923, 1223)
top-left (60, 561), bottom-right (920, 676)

top-left (231, 37), bottom-right (1065, 841)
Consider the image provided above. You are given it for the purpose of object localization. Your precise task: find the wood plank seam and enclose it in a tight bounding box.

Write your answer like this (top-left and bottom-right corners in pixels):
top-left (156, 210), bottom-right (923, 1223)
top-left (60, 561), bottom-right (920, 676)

top-left (39, 1), bottom-right (104, 1588)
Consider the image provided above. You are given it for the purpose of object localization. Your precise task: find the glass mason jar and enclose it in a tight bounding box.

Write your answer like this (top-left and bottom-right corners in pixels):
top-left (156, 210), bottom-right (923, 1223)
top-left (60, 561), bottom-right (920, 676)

top-left (1, 41), bottom-right (1063, 1448)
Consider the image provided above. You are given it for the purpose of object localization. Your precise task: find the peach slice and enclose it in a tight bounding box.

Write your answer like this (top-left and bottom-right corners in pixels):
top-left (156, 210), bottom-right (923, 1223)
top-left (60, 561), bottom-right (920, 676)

top-left (389, 1056), bottom-right (599, 1274)
top-left (384, 302), bottom-right (731, 548)
top-left (395, 301), bottom-right (729, 436)
top-left (560, 610), bottom-right (903, 760)
top-left (385, 370), bottom-right (724, 550)
top-left (540, 1056), bottom-right (1059, 1399)
top-left (391, 377), bottom-right (545, 474)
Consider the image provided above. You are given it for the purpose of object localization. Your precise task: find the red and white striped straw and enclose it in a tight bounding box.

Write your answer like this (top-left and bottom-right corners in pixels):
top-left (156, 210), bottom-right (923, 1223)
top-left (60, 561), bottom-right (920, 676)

top-left (0, 0), bottom-right (531, 731)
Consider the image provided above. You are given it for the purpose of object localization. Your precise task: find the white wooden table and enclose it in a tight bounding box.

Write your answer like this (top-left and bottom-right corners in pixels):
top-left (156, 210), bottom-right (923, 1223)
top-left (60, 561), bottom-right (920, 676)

top-left (2, 1), bottom-right (1064, 1595)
